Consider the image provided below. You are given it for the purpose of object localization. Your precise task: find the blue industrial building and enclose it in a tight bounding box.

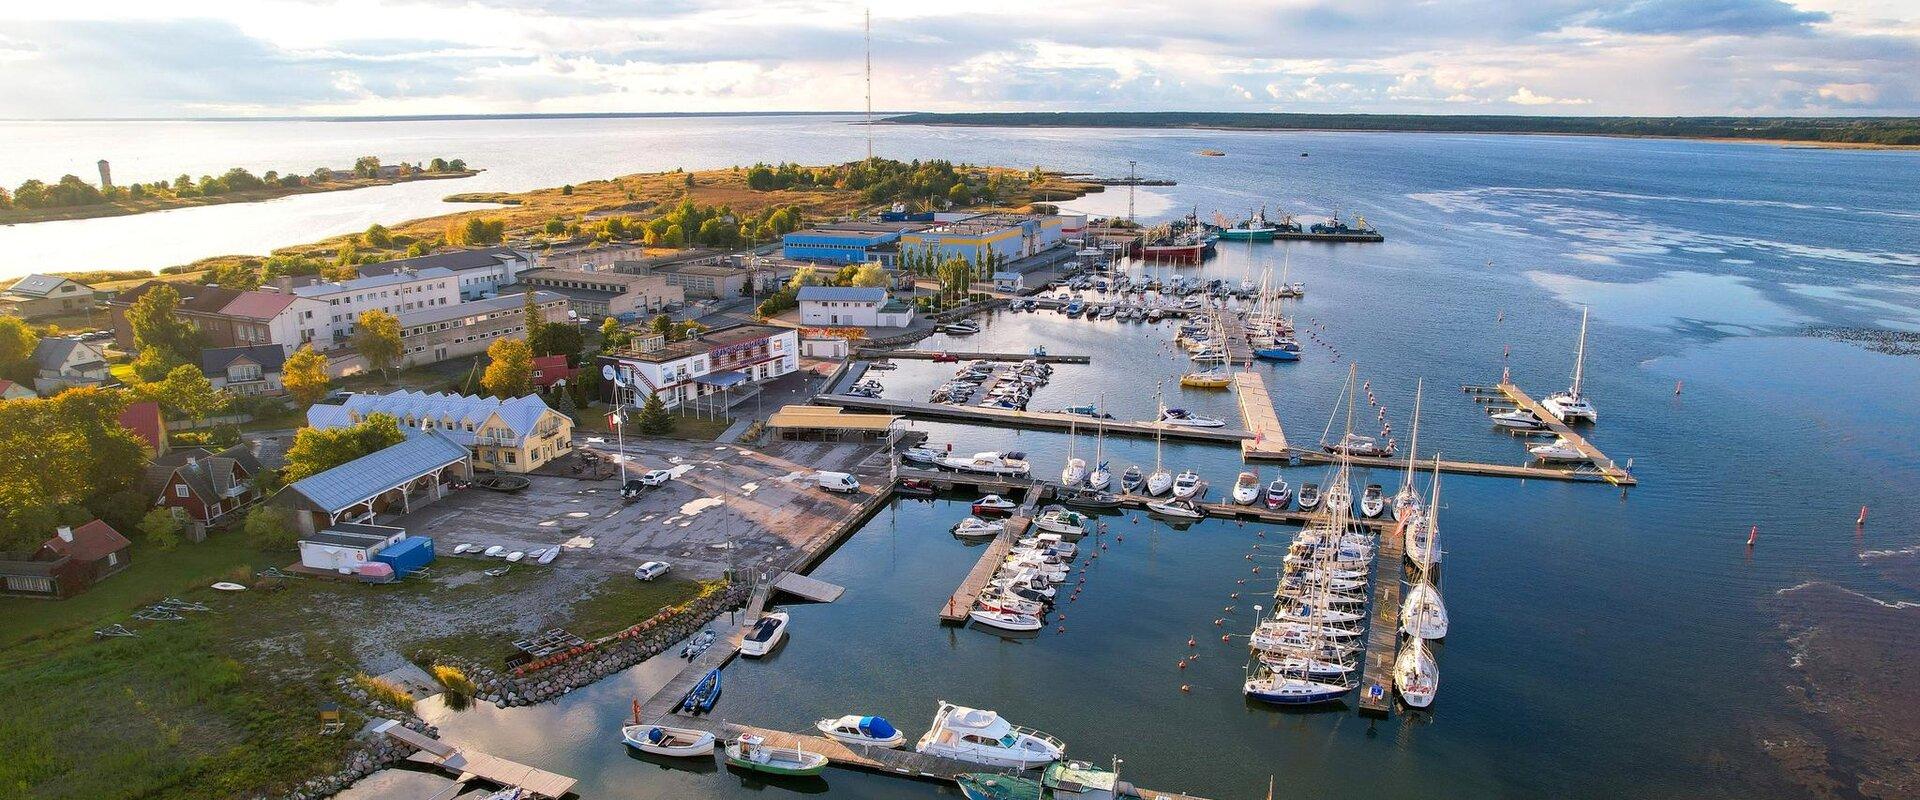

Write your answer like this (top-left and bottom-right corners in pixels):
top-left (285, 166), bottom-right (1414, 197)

top-left (782, 228), bottom-right (898, 265)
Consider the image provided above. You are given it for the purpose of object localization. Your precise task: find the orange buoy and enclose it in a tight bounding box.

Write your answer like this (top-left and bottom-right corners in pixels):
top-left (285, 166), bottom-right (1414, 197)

top-left (1746, 526), bottom-right (1758, 547)
top-left (1178, 659), bottom-right (1188, 669)
top-left (1221, 633), bottom-right (1231, 642)
top-left (1188, 637), bottom-right (1197, 647)
top-left (1858, 506), bottom-right (1869, 526)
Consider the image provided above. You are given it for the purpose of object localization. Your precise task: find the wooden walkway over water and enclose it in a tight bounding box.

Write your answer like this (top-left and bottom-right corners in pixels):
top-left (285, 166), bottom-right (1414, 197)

top-left (816, 394), bottom-right (1252, 445)
top-left (1357, 523), bottom-right (1407, 717)
top-left (939, 518), bottom-right (1028, 623)
top-left (1233, 371), bottom-right (1290, 457)
top-left (857, 348), bottom-right (1092, 364)
top-left (377, 719), bottom-right (577, 799)
top-left (1485, 382), bottom-right (1636, 486)
top-left (893, 468), bottom-right (1390, 530)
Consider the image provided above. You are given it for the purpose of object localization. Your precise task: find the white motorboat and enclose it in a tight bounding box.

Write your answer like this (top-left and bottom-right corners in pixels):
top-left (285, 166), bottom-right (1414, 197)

top-left (1032, 509), bottom-right (1091, 536)
top-left (1489, 408), bottom-right (1546, 431)
top-left (1541, 305), bottom-right (1598, 424)
top-left (740, 611), bottom-right (789, 658)
top-left (1264, 478), bottom-right (1292, 510)
top-left (1120, 464), bottom-right (1144, 493)
top-left (902, 446), bottom-right (947, 465)
top-left (1231, 471), bottom-right (1260, 505)
top-left (1001, 558), bottom-right (1067, 582)
top-left (1527, 436), bottom-right (1589, 463)
top-left (1401, 580), bottom-right (1450, 640)
top-left (1171, 470), bottom-right (1202, 499)
top-left (990, 575), bottom-right (1055, 598)
top-left (1394, 636), bottom-right (1439, 708)
top-left (1159, 408), bottom-right (1226, 428)
top-left (1145, 499), bottom-right (1204, 520)
top-left (972, 495), bottom-right (1018, 515)
top-left (815, 715), bottom-right (906, 748)
top-left (977, 590), bottom-right (1046, 616)
top-left (1017, 533), bottom-right (1077, 556)
top-left (916, 702), bottom-right (1064, 768)
top-left (953, 517), bottom-right (1007, 538)
top-left (941, 451), bottom-right (1032, 477)
top-left (623, 723), bottom-right (717, 757)
top-left (1358, 484), bottom-right (1386, 518)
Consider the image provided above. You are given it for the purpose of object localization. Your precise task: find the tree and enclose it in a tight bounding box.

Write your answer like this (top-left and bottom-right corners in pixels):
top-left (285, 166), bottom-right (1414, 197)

top-left (138, 364), bottom-right (228, 424)
top-left (787, 266), bottom-right (818, 290)
top-left (947, 183), bottom-right (972, 206)
top-left (481, 337), bottom-right (533, 398)
top-left (522, 289), bottom-right (545, 349)
top-left (0, 316), bottom-right (38, 383)
top-left (126, 283), bottom-right (201, 367)
top-left (850, 263), bottom-right (889, 288)
top-left (243, 505), bottom-right (298, 550)
top-left (0, 389), bottom-right (147, 544)
top-left (530, 320), bottom-right (583, 362)
top-left (649, 313), bottom-right (676, 342)
top-left (282, 412), bottom-right (406, 481)
top-left (363, 223), bottom-right (393, 248)
top-left (352, 310), bottom-right (403, 378)
top-left (139, 508), bottom-right (182, 551)
top-left (353, 156), bottom-right (382, 178)
top-left (636, 391), bottom-right (672, 434)
top-left (282, 346), bottom-right (330, 406)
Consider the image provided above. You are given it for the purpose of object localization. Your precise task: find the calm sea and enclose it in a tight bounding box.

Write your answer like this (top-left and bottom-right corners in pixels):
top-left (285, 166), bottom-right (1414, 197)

top-left (14, 116), bottom-right (1917, 799)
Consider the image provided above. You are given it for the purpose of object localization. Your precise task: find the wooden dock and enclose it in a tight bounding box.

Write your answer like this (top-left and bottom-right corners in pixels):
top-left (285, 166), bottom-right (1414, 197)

top-left (857, 348), bottom-right (1092, 364)
top-left (1357, 523), bottom-right (1407, 717)
top-left (894, 468), bottom-right (1389, 530)
top-left (939, 519), bottom-right (1027, 623)
top-left (772, 571), bottom-right (845, 603)
top-left (377, 719), bottom-right (577, 799)
top-left (1279, 448), bottom-right (1627, 484)
top-left (1492, 382), bottom-right (1637, 486)
top-left (1233, 371), bottom-right (1290, 458)
top-left (816, 394), bottom-right (1252, 445)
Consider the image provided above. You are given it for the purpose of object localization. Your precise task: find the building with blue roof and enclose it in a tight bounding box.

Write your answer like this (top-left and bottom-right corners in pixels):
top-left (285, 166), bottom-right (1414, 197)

top-left (274, 432), bottom-right (472, 535)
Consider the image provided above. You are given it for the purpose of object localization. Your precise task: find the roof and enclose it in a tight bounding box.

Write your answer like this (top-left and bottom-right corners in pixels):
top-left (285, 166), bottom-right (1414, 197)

top-left (398, 290), bottom-right (564, 329)
top-left (693, 370), bottom-right (749, 387)
top-left (993, 271), bottom-right (1023, 280)
top-left (292, 267), bottom-right (456, 298)
top-left (797, 286), bottom-right (887, 303)
top-left (357, 247), bottom-right (525, 276)
top-left (43, 519), bottom-right (131, 562)
top-left (0, 379), bottom-right (22, 396)
top-left (216, 290), bottom-right (301, 320)
top-left (143, 443), bottom-right (266, 499)
top-left (201, 345), bottom-right (288, 377)
top-left (4, 274), bottom-right (82, 298)
top-left (522, 268), bottom-right (667, 288)
top-left (306, 390), bottom-right (560, 447)
top-left (32, 338), bottom-right (103, 372)
top-left (785, 228), bottom-right (897, 242)
top-left (604, 323), bottom-right (790, 363)
top-left (281, 431), bottom-right (470, 514)
top-left (768, 405), bottom-right (899, 432)
top-left (108, 282), bottom-right (295, 320)
top-left (117, 402), bottom-right (165, 453)
top-left (300, 530), bottom-right (393, 549)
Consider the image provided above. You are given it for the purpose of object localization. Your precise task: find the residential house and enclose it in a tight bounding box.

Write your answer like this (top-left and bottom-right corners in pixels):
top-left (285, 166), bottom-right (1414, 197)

top-left (200, 345), bottom-right (287, 396)
top-left (143, 443), bottom-right (269, 535)
top-left (517, 268), bottom-right (682, 320)
top-left (796, 286), bottom-right (914, 327)
top-left (117, 401), bottom-right (168, 457)
top-left (357, 246), bottom-right (532, 300)
top-left (272, 431), bottom-right (473, 535)
top-left (395, 290), bottom-right (567, 368)
top-left (0, 520), bottom-right (132, 599)
top-left (31, 337), bottom-right (110, 394)
top-left (596, 323), bottom-right (799, 411)
top-left (306, 390), bottom-right (573, 473)
top-left (531, 354), bottom-right (574, 390)
top-left (293, 267), bottom-right (459, 346)
top-left (0, 379), bottom-right (34, 400)
top-left (108, 282), bottom-right (325, 354)
top-left (0, 274), bottom-right (97, 320)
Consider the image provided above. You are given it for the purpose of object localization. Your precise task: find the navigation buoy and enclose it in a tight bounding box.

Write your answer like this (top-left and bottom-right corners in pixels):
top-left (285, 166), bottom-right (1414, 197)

top-left (1188, 637), bottom-right (1197, 648)
top-left (1221, 634), bottom-right (1231, 642)
top-left (1178, 659), bottom-right (1188, 669)
top-left (1747, 526), bottom-right (1758, 547)
top-left (1858, 506), bottom-right (1869, 527)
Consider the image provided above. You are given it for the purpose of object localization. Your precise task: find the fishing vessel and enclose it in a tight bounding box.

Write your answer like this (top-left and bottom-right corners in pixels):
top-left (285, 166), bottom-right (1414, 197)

top-left (815, 715), bottom-right (905, 748)
top-left (1541, 305), bottom-right (1598, 424)
top-left (1394, 636), bottom-right (1439, 708)
top-left (741, 612), bottom-right (789, 658)
top-left (916, 702), bottom-right (1065, 768)
top-left (726, 734), bottom-right (829, 776)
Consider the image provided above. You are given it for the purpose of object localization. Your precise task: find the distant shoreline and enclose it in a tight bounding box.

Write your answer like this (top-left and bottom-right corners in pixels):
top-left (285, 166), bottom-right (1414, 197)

top-left (882, 112), bottom-right (1920, 151)
top-left (0, 169), bottom-right (479, 225)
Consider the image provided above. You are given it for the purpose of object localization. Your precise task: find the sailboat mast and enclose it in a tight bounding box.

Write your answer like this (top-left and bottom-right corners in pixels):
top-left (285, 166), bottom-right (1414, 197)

top-left (1571, 305), bottom-right (1589, 396)
top-left (1154, 382), bottom-right (1165, 471)
top-left (1403, 379), bottom-right (1422, 491)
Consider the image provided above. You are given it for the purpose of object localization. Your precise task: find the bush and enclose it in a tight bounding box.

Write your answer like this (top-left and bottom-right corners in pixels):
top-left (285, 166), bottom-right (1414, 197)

top-left (431, 664), bottom-right (475, 696)
top-left (353, 674), bottom-right (415, 712)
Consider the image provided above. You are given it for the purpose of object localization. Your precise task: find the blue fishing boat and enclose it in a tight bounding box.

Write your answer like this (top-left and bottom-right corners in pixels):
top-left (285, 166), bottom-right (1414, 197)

top-left (680, 667), bottom-right (722, 714)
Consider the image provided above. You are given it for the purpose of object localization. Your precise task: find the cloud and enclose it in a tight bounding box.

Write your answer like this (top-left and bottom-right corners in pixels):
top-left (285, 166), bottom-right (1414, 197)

top-left (1584, 0), bottom-right (1829, 35)
top-left (1508, 86), bottom-right (1593, 105)
top-left (1816, 82), bottom-right (1880, 104)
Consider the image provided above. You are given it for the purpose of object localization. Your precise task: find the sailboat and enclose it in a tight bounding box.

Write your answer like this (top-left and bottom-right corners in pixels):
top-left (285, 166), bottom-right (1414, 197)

top-left (1392, 380), bottom-right (1425, 521)
top-left (1087, 422), bottom-right (1112, 491)
top-left (1061, 421), bottom-right (1087, 487)
top-left (1394, 635), bottom-right (1439, 708)
top-left (1406, 457), bottom-right (1443, 571)
top-left (1401, 579), bottom-right (1449, 640)
top-left (1146, 384), bottom-right (1174, 495)
top-left (1542, 305), bottom-right (1598, 424)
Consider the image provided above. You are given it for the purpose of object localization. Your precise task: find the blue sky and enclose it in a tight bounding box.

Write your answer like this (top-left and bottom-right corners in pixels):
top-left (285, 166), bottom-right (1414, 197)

top-left (1, 0), bottom-right (1915, 117)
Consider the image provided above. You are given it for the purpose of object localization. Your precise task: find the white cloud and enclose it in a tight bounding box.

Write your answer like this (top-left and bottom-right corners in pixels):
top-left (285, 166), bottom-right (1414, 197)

top-left (1816, 82), bottom-right (1880, 104)
top-left (1508, 86), bottom-right (1593, 105)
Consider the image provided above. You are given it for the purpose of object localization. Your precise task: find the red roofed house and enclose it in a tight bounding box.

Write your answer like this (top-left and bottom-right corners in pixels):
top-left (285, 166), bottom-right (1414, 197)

top-left (0, 520), bottom-right (132, 599)
top-left (531, 354), bottom-right (575, 390)
top-left (117, 400), bottom-right (169, 457)
top-left (107, 282), bottom-right (325, 355)
top-left (143, 443), bottom-right (268, 538)
top-left (0, 378), bottom-right (34, 400)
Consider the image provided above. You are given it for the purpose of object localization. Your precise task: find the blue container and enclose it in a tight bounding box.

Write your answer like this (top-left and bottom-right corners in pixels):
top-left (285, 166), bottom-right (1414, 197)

top-left (373, 536), bottom-right (435, 577)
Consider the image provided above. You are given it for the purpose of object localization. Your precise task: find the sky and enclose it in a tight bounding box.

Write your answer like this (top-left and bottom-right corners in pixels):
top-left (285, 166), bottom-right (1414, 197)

top-left (1, 0), bottom-right (1916, 118)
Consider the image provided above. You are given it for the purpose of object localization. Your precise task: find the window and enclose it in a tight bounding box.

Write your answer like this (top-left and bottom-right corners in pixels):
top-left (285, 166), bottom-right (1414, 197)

top-left (174, 484), bottom-right (189, 498)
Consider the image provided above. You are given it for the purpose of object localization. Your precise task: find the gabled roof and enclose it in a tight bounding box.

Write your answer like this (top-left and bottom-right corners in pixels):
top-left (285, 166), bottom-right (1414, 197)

top-left (291, 267), bottom-right (456, 298)
top-left (306, 390), bottom-right (560, 447)
top-left (797, 286), bottom-right (888, 303)
top-left (216, 291), bottom-right (302, 320)
top-left (42, 519), bottom-right (130, 563)
top-left (356, 247), bottom-right (524, 276)
top-left (32, 338), bottom-right (104, 372)
top-left (4, 274), bottom-right (83, 298)
top-left (144, 444), bottom-right (265, 500)
top-left (117, 402), bottom-right (166, 453)
top-left (201, 345), bottom-right (288, 377)
top-left (279, 431), bottom-right (470, 514)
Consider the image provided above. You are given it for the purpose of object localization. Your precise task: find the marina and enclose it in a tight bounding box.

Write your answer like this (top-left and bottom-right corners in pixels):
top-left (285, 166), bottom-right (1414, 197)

top-left (1356, 526), bottom-right (1408, 717)
top-left (816, 394), bottom-right (1253, 445)
top-left (855, 348), bottom-right (1093, 364)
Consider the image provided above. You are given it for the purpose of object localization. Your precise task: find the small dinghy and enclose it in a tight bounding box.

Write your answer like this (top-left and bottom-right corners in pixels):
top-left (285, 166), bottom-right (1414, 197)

top-left (505, 551), bottom-right (526, 563)
top-left (681, 629), bottom-right (717, 659)
top-left (953, 517), bottom-right (1006, 539)
top-left (1264, 478), bottom-right (1292, 510)
top-left (210, 581), bottom-right (247, 591)
top-left (483, 545), bottom-right (506, 558)
top-left (897, 478), bottom-right (937, 497)
top-left (1296, 483), bottom-right (1322, 511)
top-left (538, 547), bottom-right (561, 565)
top-left (727, 734), bottom-right (829, 776)
top-left (452, 543), bottom-right (476, 554)
top-left (624, 723), bottom-right (717, 757)
top-left (680, 667), bottom-right (722, 714)
top-left (1358, 485), bottom-right (1386, 518)
top-left (815, 715), bottom-right (906, 748)
top-left (483, 567), bottom-right (511, 577)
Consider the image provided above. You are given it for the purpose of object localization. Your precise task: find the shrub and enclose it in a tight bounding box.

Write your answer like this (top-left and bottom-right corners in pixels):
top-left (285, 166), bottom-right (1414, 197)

top-left (431, 664), bottom-right (475, 697)
top-left (352, 674), bottom-right (415, 712)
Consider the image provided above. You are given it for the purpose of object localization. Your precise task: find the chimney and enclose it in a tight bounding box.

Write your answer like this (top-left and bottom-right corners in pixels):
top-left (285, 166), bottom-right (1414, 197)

top-left (56, 526), bottom-right (74, 542)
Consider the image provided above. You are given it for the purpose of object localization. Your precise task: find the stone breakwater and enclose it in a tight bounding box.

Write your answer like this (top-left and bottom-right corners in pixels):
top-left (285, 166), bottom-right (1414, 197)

top-left (431, 583), bottom-right (749, 709)
top-left (272, 677), bottom-right (438, 800)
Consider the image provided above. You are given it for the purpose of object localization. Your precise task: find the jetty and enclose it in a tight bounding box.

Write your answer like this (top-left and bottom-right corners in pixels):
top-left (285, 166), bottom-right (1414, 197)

top-left (893, 467), bottom-right (1392, 531)
top-left (815, 394), bottom-right (1252, 445)
top-left (1357, 524), bottom-right (1407, 717)
top-left (857, 348), bottom-right (1091, 364)
top-left (1233, 371), bottom-right (1290, 458)
top-left (376, 719), bottom-right (577, 799)
top-left (1478, 382), bottom-right (1637, 486)
top-left (772, 571), bottom-right (845, 603)
top-left (938, 516), bottom-right (1028, 623)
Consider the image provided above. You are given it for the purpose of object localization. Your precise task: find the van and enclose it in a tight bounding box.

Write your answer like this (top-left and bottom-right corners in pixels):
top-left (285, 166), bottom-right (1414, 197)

top-left (816, 471), bottom-right (860, 493)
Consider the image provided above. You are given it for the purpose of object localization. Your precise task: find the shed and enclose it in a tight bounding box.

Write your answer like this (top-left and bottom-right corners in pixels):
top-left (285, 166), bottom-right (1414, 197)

top-left (992, 271), bottom-right (1024, 291)
top-left (769, 405), bottom-right (900, 442)
top-left (373, 536), bottom-right (435, 577)
top-left (296, 523), bottom-right (406, 574)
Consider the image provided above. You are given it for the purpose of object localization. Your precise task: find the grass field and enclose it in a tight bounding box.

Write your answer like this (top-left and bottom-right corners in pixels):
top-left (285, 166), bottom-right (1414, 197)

top-left (0, 534), bottom-right (704, 800)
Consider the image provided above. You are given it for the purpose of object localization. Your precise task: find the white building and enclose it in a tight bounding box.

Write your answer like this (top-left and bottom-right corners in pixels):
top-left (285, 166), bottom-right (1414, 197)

top-left (357, 247), bottom-right (532, 300)
top-left (596, 324), bottom-right (799, 411)
top-left (796, 286), bottom-right (914, 327)
top-left (294, 267), bottom-right (460, 346)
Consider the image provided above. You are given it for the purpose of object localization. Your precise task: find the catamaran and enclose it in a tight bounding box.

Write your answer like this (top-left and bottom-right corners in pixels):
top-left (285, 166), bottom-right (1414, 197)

top-left (1542, 305), bottom-right (1598, 424)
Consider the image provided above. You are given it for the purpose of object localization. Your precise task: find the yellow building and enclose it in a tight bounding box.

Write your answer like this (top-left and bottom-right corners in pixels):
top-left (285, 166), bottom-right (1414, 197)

top-left (307, 390), bottom-right (575, 474)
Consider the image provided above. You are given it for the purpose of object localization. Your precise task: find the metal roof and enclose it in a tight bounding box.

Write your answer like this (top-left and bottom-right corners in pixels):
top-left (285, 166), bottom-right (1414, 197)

top-left (4, 274), bottom-right (77, 297)
top-left (357, 247), bottom-right (524, 276)
top-left (797, 286), bottom-right (888, 303)
top-left (281, 431), bottom-right (469, 514)
top-left (293, 267), bottom-right (456, 298)
top-left (307, 390), bottom-right (559, 447)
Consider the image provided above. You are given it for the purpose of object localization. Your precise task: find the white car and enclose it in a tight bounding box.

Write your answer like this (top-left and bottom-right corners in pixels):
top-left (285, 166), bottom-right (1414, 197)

top-left (634, 561), bottom-right (672, 581)
top-left (639, 469), bottom-right (674, 487)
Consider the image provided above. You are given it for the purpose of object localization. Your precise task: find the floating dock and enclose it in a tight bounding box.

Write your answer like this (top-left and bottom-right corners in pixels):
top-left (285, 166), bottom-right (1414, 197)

top-left (893, 468), bottom-right (1391, 531)
top-left (1357, 524), bottom-right (1407, 717)
top-left (377, 719), bottom-right (577, 799)
top-left (816, 394), bottom-right (1252, 445)
top-left (938, 519), bottom-right (1026, 624)
top-left (772, 571), bottom-right (845, 603)
top-left (1233, 370), bottom-right (1290, 458)
top-left (857, 348), bottom-right (1092, 364)
top-left (1487, 382), bottom-right (1636, 486)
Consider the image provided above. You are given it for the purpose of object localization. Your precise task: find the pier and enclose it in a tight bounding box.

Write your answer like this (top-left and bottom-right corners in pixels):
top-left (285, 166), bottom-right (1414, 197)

top-left (938, 518), bottom-right (1027, 623)
top-left (856, 348), bottom-right (1092, 364)
top-left (893, 467), bottom-right (1392, 531)
top-left (377, 719), bottom-right (577, 799)
top-left (1357, 524), bottom-right (1407, 717)
top-left (1481, 382), bottom-right (1637, 486)
top-left (815, 394), bottom-right (1253, 445)
top-left (1233, 371), bottom-right (1290, 458)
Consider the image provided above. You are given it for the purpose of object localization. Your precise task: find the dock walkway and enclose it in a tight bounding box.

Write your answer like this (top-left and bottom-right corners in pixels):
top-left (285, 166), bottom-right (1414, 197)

top-left (857, 348), bottom-right (1091, 364)
top-left (816, 394), bottom-right (1251, 445)
top-left (1357, 524), bottom-right (1407, 717)
top-left (376, 719), bottom-right (577, 799)
top-left (772, 572), bottom-right (845, 603)
top-left (1233, 371), bottom-right (1290, 458)
top-left (1492, 382), bottom-right (1636, 486)
top-left (939, 518), bottom-right (1027, 623)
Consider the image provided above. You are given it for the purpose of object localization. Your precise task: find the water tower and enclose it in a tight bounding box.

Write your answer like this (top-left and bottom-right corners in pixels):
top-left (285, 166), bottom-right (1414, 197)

top-left (97, 160), bottom-right (112, 189)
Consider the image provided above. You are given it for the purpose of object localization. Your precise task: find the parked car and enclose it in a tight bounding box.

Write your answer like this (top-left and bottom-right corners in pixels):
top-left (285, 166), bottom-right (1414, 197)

top-left (639, 469), bottom-right (674, 487)
top-left (634, 561), bottom-right (672, 581)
